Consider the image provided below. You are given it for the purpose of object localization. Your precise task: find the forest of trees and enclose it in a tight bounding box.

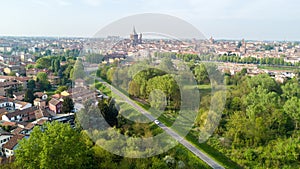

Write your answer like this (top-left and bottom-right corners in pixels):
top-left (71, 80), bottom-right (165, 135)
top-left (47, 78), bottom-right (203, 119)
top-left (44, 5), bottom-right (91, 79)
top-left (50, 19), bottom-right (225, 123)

top-left (203, 73), bottom-right (300, 168)
top-left (34, 55), bottom-right (77, 86)
top-left (154, 52), bottom-right (300, 67)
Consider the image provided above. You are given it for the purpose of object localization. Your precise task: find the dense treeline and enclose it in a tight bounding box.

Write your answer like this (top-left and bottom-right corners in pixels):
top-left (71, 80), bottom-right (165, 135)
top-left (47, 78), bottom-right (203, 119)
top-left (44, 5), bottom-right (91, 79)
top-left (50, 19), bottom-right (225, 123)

top-left (30, 54), bottom-right (81, 87)
top-left (97, 60), bottom-right (214, 110)
top-left (201, 73), bottom-right (300, 168)
top-left (84, 54), bottom-right (104, 64)
top-left (154, 52), bottom-right (300, 66)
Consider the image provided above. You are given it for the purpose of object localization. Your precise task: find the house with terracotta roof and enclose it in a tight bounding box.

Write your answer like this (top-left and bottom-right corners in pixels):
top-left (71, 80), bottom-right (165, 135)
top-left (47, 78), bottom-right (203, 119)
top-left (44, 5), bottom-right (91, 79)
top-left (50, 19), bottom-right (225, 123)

top-left (49, 98), bottom-right (62, 114)
top-left (12, 122), bottom-right (35, 135)
top-left (2, 134), bottom-right (25, 157)
top-left (0, 131), bottom-right (13, 156)
top-left (2, 107), bottom-right (37, 122)
top-left (34, 108), bottom-right (53, 120)
top-left (11, 127), bottom-right (24, 135)
top-left (0, 76), bottom-right (31, 92)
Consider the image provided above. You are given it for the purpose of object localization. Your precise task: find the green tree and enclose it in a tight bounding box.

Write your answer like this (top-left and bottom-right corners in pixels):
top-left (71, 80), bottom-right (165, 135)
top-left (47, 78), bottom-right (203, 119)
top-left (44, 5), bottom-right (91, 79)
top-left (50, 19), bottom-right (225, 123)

top-left (98, 98), bottom-right (119, 127)
top-left (62, 97), bottom-right (74, 114)
top-left (284, 97), bottom-right (300, 129)
top-left (37, 72), bottom-right (48, 82)
top-left (5, 88), bottom-right (13, 98)
top-left (15, 122), bottom-right (91, 169)
top-left (8, 71), bottom-right (16, 76)
top-left (27, 79), bottom-right (36, 89)
top-left (55, 86), bottom-right (68, 94)
top-left (61, 56), bottom-right (66, 62)
top-left (246, 74), bottom-right (280, 93)
top-left (71, 59), bottom-right (85, 80)
top-left (281, 80), bottom-right (300, 99)
top-left (159, 57), bottom-right (175, 72)
top-left (37, 72), bottom-right (51, 90)
top-left (26, 64), bottom-right (35, 69)
top-left (147, 74), bottom-right (180, 109)
top-left (54, 59), bottom-right (61, 73)
top-left (35, 57), bottom-right (52, 68)
top-left (193, 64), bottom-right (209, 84)
top-left (24, 89), bottom-right (35, 104)
top-left (64, 65), bottom-right (73, 79)
top-left (128, 81), bottom-right (140, 97)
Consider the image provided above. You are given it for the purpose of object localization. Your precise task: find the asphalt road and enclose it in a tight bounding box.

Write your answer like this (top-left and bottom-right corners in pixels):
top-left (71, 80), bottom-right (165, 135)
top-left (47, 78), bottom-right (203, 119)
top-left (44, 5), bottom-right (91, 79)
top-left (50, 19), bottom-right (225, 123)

top-left (96, 77), bottom-right (225, 169)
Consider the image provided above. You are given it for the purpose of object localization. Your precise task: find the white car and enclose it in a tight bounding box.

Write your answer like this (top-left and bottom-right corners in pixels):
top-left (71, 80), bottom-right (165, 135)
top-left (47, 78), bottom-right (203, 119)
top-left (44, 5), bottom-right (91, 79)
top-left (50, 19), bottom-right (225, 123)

top-left (154, 120), bottom-right (160, 125)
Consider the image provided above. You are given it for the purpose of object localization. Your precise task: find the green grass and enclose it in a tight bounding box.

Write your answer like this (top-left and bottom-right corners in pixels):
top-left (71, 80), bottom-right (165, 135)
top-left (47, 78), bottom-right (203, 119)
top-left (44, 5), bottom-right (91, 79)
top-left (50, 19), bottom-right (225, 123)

top-left (157, 114), bottom-right (174, 127)
top-left (185, 84), bottom-right (212, 98)
top-left (46, 89), bottom-right (56, 96)
top-left (185, 132), bottom-right (242, 169)
top-left (117, 101), bottom-right (149, 123)
top-left (94, 80), bottom-right (112, 97)
top-left (258, 65), bottom-right (299, 71)
top-left (174, 144), bottom-right (212, 169)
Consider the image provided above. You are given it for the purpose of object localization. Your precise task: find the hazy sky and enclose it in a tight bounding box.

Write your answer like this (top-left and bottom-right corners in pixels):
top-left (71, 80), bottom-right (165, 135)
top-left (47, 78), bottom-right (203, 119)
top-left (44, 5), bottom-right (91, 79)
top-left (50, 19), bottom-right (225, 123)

top-left (0, 0), bottom-right (299, 40)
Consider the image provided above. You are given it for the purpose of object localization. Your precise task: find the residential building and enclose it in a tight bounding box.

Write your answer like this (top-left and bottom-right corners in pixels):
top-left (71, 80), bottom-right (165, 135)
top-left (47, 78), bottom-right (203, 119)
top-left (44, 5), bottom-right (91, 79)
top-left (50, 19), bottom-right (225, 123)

top-left (2, 134), bottom-right (25, 157)
top-left (49, 98), bottom-right (62, 114)
top-left (2, 107), bottom-right (37, 122)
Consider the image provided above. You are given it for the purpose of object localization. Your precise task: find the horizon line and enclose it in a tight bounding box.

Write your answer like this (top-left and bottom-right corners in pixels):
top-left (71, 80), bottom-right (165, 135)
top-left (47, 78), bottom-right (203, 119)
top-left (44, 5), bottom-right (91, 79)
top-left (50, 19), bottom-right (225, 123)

top-left (0, 35), bottom-right (299, 42)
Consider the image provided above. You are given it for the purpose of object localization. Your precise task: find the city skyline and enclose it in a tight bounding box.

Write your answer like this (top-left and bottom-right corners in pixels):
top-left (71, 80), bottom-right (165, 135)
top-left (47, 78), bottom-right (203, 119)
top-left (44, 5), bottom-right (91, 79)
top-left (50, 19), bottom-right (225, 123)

top-left (0, 0), bottom-right (300, 41)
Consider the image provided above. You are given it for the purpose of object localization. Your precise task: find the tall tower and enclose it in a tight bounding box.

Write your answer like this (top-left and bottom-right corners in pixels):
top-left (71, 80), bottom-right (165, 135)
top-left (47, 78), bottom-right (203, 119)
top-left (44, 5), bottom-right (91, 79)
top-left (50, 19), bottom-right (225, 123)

top-left (130, 26), bottom-right (139, 46)
top-left (139, 33), bottom-right (142, 44)
top-left (209, 36), bottom-right (215, 44)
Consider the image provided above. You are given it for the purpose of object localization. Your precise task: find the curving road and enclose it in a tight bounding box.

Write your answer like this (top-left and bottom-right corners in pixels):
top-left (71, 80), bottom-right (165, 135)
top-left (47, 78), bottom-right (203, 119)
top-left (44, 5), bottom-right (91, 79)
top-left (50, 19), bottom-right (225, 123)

top-left (96, 77), bottom-right (225, 169)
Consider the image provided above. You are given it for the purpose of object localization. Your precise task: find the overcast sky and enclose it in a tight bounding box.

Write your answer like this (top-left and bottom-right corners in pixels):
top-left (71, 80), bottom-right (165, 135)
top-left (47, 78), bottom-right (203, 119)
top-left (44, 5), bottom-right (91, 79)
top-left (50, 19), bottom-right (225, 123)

top-left (0, 0), bottom-right (299, 40)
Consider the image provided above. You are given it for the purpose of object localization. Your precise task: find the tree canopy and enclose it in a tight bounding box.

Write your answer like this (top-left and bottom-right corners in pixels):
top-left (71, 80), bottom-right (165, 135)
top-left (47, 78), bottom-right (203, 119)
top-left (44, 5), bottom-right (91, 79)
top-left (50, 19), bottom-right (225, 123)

top-left (15, 122), bottom-right (92, 169)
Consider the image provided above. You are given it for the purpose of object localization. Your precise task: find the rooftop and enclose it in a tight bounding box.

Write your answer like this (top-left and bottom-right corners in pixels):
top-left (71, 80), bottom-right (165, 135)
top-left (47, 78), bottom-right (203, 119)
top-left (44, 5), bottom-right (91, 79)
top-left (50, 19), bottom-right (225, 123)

top-left (2, 134), bottom-right (25, 150)
top-left (5, 107), bottom-right (37, 119)
top-left (49, 98), bottom-right (61, 106)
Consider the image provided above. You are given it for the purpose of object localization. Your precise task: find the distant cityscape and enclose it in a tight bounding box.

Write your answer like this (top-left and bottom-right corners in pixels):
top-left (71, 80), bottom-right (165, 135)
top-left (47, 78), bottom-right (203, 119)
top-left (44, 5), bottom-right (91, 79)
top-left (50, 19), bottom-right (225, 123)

top-left (1, 28), bottom-right (300, 83)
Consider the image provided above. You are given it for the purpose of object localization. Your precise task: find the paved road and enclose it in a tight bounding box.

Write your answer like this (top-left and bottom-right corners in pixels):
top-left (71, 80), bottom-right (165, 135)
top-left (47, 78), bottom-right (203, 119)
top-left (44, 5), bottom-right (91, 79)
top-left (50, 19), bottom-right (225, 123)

top-left (96, 77), bottom-right (225, 169)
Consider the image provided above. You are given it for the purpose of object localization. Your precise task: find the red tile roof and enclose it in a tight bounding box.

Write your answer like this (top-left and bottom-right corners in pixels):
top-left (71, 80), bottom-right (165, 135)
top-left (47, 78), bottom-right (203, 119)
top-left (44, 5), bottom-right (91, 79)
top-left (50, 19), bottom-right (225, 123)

top-left (49, 98), bottom-right (61, 106)
top-left (2, 134), bottom-right (25, 150)
top-left (5, 107), bottom-right (38, 119)
top-left (12, 127), bottom-right (24, 135)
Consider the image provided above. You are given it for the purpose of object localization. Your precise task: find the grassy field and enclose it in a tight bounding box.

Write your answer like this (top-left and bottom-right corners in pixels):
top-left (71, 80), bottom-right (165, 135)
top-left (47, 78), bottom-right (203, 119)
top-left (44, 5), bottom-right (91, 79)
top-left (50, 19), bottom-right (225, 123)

top-left (94, 81), bottom-right (112, 97)
top-left (186, 131), bottom-right (242, 169)
top-left (258, 65), bottom-right (299, 71)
